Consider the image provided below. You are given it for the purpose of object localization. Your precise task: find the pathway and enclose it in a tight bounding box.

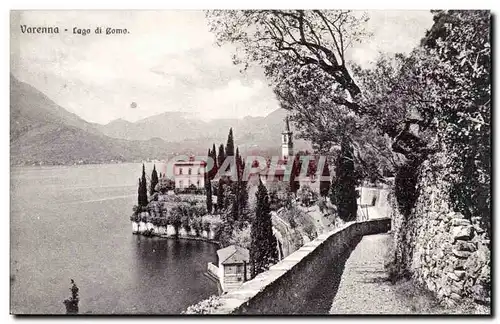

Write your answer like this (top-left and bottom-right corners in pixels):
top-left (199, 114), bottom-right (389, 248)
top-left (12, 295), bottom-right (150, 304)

top-left (329, 233), bottom-right (416, 314)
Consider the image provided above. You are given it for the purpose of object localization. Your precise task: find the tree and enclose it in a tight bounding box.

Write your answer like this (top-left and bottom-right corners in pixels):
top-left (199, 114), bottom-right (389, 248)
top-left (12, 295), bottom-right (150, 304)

top-left (236, 147), bottom-right (245, 181)
top-left (250, 179), bottom-right (278, 278)
top-left (63, 279), bottom-right (79, 314)
top-left (319, 157), bottom-right (331, 198)
top-left (211, 143), bottom-right (218, 176)
top-left (207, 146), bottom-right (218, 181)
top-left (330, 137), bottom-right (357, 222)
top-left (289, 153), bottom-right (301, 195)
top-left (226, 128), bottom-right (235, 157)
top-left (218, 144), bottom-right (226, 174)
top-left (137, 164), bottom-right (148, 208)
top-left (206, 179), bottom-right (213, 214)
top-left (206, 10), bottom-right (430, 172)
top-left (217, 178), bottom-right (225, 212)
top-left (150, 165), bottom-right (159, 196)
top-left (237, 180), bottom-right (250, 225)
top-left (155, 177), bottom-right (175, 194)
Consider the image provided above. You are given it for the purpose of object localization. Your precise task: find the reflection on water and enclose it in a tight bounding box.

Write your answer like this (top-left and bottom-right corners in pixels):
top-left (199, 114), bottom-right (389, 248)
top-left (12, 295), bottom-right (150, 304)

top-left (10, 163), bottom-right (218, 314)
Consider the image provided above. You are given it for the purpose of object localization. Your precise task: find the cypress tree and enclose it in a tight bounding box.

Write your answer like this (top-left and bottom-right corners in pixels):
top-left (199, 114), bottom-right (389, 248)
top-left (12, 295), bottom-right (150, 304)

top-left (137, 178), bottom-right (142, 207)
top-left (212, 143), bottom-right (218, 168)
top-left (210, 145), bottom-right (218, 180)
top-left (138, 164), bottom-right (148, 207)
top-left (217, 178), bottom-right (225, 212)
top-left (226, 128), bottom-right (235, 157)
top-left (150, 164), bottom-right (159, 195)
top-left (236, 147), bottom-right (245, 181)
top-left (319, 158), bottom-right (331, 198)
top-left (250, 179), bottom-right (278, 278)
top-left (290, 153), bottom-right (301, 195)
top-left (237, 179), bottom-right (249, 226)
top-left (63, 279), bottom-right (79, 314)
top-left (218, 144), bottom-right (225, 173)
top-left (207, 148), bottom-right (213, 180)
top-left (330, 137), bottom-right (357, 222)
top-left (206, 179), bottom-right (213, 213)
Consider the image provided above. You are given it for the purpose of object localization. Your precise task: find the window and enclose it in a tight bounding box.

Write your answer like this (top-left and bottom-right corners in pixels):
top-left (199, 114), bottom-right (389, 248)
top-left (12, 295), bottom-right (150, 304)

top-left (179, 168), bottom-right (183, 175)
top-left (188, 168), bottom-right (192, 175)
top-left (197, 180), bottom-right (200, 188)
top-left (197, 168), bottom-right (201, 175)
top-left (179, 180), bottom-right (183, 188)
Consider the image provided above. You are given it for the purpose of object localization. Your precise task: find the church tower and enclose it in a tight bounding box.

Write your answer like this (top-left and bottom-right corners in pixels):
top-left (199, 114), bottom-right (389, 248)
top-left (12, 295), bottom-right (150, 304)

top-left (281, 117), bottom-right (293, 160)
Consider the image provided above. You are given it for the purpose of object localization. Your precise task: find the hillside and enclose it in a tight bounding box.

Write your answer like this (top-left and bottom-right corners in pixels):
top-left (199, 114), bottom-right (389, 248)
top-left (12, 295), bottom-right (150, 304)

top-left (10, 76), bottom-right (172, 165)
top-left (98, 107), bottom-right (312, 155)
top-left (10, 76), bottom-right (312, 166)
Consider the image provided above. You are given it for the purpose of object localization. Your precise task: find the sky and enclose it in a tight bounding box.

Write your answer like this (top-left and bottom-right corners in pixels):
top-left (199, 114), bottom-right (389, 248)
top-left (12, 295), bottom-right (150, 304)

top-left (10, 10), bottom-right (434, 124)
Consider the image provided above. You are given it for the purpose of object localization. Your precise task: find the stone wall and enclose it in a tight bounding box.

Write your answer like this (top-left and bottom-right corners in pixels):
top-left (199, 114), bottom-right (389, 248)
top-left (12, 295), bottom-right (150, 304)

top-left (390, 157), bottom-right (491, 308)
top-left (204, 218), bottom-right (391, 314)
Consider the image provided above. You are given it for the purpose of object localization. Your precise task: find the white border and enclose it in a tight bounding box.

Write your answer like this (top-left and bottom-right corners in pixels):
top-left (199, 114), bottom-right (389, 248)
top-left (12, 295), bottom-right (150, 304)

top-left (2, 1), bottom-right (498, 324)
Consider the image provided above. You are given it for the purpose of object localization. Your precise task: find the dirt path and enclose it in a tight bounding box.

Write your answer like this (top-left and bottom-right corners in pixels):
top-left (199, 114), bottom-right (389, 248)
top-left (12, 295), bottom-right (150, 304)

top-left (329, 233), bottom-right (416, 314)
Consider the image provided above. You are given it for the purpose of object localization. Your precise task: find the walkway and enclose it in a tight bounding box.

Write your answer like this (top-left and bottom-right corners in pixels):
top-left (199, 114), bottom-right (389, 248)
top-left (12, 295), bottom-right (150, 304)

top-left (329, 233), bottom-right (416, 314)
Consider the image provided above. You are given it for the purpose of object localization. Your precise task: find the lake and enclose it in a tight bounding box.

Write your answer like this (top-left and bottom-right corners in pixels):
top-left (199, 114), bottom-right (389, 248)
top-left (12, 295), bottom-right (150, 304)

top-left (10, 163), bottom-right (218, 314)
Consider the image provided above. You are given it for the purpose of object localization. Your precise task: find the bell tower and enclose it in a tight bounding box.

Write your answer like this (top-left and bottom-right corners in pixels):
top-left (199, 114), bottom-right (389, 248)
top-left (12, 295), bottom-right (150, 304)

top-left (281, 117), bottom-right (293, 160)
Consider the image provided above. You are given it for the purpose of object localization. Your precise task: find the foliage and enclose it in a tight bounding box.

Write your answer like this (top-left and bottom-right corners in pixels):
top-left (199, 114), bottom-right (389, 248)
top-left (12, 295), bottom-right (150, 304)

top-left (150, 164), bottom-right (159, 196)
top-left (289, 153), bottom-right (301, 194)
top-left (319, 157), bottom-right (331, 197)
top-left (236, 147), bottom-right (245, 180)
top-left (63, 279), bottom-right (79, 314)
top-left (205, 179), bottom-right (213, 213)
top-left (423, 10), bottom-right (491, 237)
top-left (297, 184), bottom-right (317, 207)
top-left (330, 137), bottom-right (358, 222)
top-left (250, 179), bottom-right (278, 278)
top-left (217, 144), bottom-right (225, 173)
top-left (209, 145), bottom-right (218, 180)
top-left (394, 160), bottom-right (420, 217)
top-left (216, 179), bottom-right (226, 212)
top-left (183, 295), bottom-right (222, 314)
top-left (155, 177), bottom-right (175, 194)
top-left (226, 128), bottom-right (235, 158)
top-left (280, 206), bottom-right (317, 240)
top-left (138, 164), bottom-right (148, 207)
top-left (228, 225), bottom-right (252, 250)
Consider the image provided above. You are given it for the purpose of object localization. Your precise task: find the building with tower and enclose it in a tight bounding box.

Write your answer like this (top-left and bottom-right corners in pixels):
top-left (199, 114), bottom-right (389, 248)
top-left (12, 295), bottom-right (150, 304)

top-left (281, 116), bottom-right (293, 161)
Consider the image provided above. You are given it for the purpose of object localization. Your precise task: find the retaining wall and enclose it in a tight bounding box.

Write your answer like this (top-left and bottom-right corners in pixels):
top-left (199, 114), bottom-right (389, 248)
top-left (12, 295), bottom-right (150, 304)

top-left (209, 218), bottom-right (391, 314)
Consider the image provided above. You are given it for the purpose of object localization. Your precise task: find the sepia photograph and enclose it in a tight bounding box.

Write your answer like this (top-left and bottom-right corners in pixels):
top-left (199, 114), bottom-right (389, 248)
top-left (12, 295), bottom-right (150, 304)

top-left (9, 8), bottom-right (491, 315)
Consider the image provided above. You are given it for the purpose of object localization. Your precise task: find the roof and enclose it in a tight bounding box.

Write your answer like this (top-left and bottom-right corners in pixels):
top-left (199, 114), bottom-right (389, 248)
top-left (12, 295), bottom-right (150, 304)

top-left (174, 160), bottom-right (206, 166)
top-left (217, 245), bottom-right (250, 265)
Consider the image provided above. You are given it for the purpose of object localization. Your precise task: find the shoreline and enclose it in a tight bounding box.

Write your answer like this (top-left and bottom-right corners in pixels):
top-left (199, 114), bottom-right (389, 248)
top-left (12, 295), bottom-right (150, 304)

top-left (133, 231), bottom-right (220, 246)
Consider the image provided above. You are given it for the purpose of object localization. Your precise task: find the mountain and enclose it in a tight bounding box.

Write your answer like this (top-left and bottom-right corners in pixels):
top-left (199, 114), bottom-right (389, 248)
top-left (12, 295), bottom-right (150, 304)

top-left (96, 112), bottom-right (206, 142)
top-left (10, 75), bottom-right (173, 165)
top-left (98, 106), bottom-right (312, 156)
top-left (10, 75), bottom-right (311, 166)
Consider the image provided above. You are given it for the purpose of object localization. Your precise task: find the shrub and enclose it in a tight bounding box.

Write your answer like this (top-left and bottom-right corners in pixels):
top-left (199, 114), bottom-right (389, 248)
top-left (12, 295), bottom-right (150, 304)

top-left (228, 225), bottom-right (252, 249)
top-left (297, 185), bottom-right (318, 207)
top-left (183, 295), bottom-right (222, 314)
top-left (191, 217), bottom-right (203, 236)
top-left (155, 177), bottom-right (175, 194)
top-left (281, 206), bottom-right (317, 240)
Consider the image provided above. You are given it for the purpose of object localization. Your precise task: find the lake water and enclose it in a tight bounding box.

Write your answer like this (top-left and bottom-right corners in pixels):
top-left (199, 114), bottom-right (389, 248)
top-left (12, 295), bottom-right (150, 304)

top-left (10, 163), bottom-right (218, 314)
